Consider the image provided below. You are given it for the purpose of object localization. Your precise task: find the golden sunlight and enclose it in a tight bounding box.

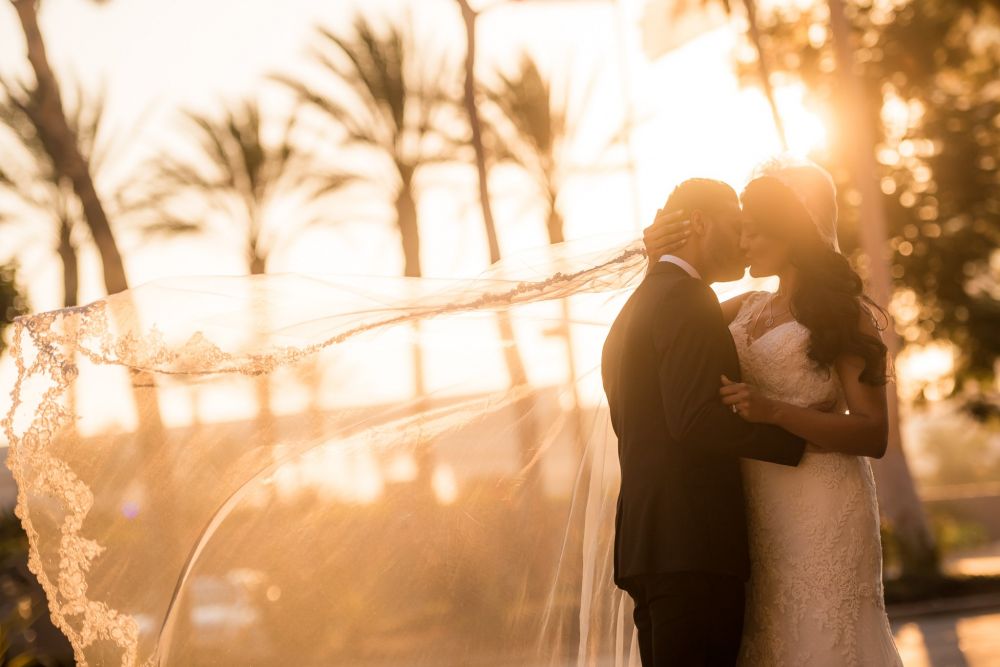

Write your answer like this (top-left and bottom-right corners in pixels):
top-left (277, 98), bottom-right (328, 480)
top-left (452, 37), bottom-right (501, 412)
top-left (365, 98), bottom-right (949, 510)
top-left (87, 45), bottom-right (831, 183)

top-left (896, 341), bottom-right (958, 402)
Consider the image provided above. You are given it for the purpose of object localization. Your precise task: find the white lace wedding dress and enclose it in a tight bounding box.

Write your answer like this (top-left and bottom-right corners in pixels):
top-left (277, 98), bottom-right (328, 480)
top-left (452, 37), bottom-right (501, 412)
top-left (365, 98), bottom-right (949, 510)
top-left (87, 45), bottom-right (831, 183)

top-left (730, 291), bottom-right (902, 666)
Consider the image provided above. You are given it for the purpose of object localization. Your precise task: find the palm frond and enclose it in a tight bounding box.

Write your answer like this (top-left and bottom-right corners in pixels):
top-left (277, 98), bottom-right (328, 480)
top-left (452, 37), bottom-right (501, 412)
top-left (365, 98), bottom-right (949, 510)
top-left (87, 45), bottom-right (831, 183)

top-left (279, 11), bottom-right (459, 173)
top-left (490, 54), bottom-right (557, 156)
top-left (272, 74), bottom-right (383, 147)
top-left (299, 169), bottom-right (366, 201)
top-left (181, 111), bottom-right (239, 189)
top-left (316, 23), bottom-right (387, 104)
top-left (303, 39), bottom-right (383, 120)
top-left (138, 217), bottom-right (204, 237)
top-left (485, 50), bottom-right (632, 209)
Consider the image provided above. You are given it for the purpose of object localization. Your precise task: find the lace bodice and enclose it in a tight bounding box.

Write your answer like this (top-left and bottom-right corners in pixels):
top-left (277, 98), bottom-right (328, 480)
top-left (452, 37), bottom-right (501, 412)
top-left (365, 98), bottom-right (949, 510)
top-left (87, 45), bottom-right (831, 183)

top-left (727, 292), bottom-right (901, 667)
top-left (730, 292), bottom-right (844, 416)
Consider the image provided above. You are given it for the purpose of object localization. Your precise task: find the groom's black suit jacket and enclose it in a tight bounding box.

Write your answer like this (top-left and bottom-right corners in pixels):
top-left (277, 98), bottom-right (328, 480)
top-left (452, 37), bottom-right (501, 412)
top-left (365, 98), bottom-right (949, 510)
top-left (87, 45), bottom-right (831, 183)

top-left (602, 262), bottom-right (805, 586)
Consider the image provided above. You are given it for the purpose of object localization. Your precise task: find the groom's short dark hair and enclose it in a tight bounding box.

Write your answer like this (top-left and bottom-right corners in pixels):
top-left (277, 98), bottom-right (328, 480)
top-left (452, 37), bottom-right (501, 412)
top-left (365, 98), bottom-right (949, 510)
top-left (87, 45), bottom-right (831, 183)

top-left (663, 178), bottom-right (738, 217)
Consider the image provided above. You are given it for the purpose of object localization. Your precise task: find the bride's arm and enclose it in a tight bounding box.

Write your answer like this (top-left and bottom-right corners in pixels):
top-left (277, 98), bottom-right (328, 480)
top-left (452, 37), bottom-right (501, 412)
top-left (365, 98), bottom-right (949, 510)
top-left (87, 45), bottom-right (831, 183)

top-left (719, 318), bottom-right (889, 458)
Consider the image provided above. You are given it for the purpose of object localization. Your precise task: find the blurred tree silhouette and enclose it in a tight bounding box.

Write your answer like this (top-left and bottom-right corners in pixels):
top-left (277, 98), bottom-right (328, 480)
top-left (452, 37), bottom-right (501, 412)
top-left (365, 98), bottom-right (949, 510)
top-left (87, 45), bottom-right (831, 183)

top-left (739, 0), bottom-right (1000, 382)
top-left (132, 97), bottom-right (332, 432)
top-left (0, 263), bottom-right (27, 348)
top-left (133, 99), bottom-right (318, 276)
top-left (643, 0), bottom-right (791, 149)
top-left (6, 0), bottom-right (168, 448)
top-left (8, 0), bottom-right (129, 297)
top-left (482, 51), bottom-right (628, 455)
top-left (276, 11), bottom-right (466, 493)
top-left (455, 0), bottom-right (549, 511)
top-left (485, 53), bottom-right (597, 245)
top-left (276, 11), bottom-right (464, 280)
top-left (0, 79), bottom-right (132, 308)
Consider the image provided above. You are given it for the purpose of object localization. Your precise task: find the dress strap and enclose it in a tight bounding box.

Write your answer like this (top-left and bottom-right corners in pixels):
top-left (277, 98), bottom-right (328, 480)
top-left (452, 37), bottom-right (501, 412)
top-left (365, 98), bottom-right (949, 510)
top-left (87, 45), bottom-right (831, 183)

top-left (735, 290), bottom-right (768, 325)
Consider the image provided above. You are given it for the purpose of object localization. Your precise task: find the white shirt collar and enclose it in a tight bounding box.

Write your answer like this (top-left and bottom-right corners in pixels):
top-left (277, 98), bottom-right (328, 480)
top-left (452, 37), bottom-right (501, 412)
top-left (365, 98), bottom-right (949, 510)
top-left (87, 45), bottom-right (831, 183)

top-left (658, 255), bottom-right (702, 280)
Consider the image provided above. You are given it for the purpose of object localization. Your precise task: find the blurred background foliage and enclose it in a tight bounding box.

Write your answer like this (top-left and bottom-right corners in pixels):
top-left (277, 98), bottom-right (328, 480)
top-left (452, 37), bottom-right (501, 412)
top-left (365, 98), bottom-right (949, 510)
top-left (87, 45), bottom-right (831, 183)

top-left (736, 0), bottom-right (1000, 383)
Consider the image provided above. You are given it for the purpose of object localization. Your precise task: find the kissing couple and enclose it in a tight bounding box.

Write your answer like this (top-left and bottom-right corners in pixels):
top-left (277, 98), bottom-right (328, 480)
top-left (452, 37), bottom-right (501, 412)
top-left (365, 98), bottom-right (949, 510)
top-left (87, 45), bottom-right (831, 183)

top-left (601, 157), bottom-right (903, 666)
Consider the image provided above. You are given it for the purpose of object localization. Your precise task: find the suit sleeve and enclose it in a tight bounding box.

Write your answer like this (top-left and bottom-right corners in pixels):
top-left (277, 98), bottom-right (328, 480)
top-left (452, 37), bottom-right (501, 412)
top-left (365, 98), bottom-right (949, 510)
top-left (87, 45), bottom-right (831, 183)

top-left (653, 286), bottom-right (805, 466)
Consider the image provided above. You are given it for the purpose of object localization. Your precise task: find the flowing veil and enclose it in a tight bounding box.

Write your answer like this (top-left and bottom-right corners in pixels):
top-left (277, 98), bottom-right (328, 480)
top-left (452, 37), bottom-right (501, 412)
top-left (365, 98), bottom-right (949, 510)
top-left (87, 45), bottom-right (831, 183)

top-left (4, 233), bottom-right (766, 666)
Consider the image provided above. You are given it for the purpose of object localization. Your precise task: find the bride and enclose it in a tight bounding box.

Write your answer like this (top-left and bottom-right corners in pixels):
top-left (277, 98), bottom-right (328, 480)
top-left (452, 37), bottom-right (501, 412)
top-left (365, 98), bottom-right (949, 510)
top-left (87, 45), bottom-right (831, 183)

top-left (643, 158), bottom-right (902, 665)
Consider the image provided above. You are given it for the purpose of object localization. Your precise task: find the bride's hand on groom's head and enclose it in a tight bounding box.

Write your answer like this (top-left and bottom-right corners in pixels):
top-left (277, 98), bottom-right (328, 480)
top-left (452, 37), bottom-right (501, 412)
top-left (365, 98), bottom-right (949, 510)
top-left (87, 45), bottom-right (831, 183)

top-left (720, 375), bottom-right (776, 424)
top-left (643, 209), bottom-right (691, 258)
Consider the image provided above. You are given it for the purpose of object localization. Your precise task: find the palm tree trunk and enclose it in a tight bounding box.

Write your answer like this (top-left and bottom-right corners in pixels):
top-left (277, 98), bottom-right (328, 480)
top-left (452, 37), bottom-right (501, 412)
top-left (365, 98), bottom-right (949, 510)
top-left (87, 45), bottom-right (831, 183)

top-left (249, 249), bottom-right (274, 438)
top-left (457, 0), bottom-right (543, 505)
top-left (396, 178), bottom-right (434, 500)
top-left (397, 179), bottom-right (422, 278)
top-left (57, 217), bottom-right (78, 309)
top-left (741, 0), bottom-right (788, 151)
top-left (12, 0), bottom-right (128, 295)
top-left (545, 207), bottom-right (588, 456)
top-left (457, 0), bottom-right (503, 263)
top-left (397, 181), bottom-right (426, 401)
top-left (542, 206), bottom-right (593, 644)
top-left (827, 0), bottom-right (938, 577)
top-left (546, 207), bottom-right (565, 245)
top-left (56, 215), bottom-right (81, 443)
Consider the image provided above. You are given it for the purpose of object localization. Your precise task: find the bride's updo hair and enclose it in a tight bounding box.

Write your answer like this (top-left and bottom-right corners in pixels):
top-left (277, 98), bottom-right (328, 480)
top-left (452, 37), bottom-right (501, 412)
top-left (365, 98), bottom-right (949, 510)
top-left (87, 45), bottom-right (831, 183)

top-left (740, 176), bottom-right (889, 386)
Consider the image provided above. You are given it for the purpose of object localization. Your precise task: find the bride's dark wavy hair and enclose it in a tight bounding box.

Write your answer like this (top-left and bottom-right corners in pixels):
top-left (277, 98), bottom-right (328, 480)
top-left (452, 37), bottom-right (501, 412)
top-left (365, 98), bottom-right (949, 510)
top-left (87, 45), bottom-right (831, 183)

top-left (740, 177), bottom-right (890, 386)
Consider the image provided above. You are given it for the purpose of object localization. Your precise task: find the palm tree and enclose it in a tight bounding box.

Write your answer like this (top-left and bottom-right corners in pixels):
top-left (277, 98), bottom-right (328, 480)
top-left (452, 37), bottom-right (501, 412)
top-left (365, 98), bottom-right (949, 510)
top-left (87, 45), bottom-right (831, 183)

top-left (483, 53), bottom-right (626, 459)
top-left (275, 12), bottom-right (464, 281)
top-left (484, 53), bottom-right (624, 245)
top-left (9, 0), bottom-right (130, 295)
top-left (456, 0), bottom-right (511, 265)
top-left (0, 74), bottom-right (164, 441)
top-left (0, 78), bottom-right (125, 309)
top-left (134, 99), bottom-right (325, 276)
top-left (6, 0), bottom-right (171, 459)
top-left (453, 0), bottom-right (551, 514)
top-left (134, 98), bottom-right (334, 431)
top-left (276, 13), bottom-right (468, 498)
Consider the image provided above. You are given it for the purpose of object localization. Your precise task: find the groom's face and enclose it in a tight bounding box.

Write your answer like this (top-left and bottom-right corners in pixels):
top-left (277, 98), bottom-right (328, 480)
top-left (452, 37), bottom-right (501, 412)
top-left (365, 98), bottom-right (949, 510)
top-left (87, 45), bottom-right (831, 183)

top-left (703, 201), bottom-right (746, 281)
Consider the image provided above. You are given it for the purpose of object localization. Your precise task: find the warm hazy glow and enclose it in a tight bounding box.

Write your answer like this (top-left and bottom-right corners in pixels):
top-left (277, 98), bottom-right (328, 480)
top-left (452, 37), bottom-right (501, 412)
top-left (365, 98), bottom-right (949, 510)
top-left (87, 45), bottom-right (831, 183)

top-left (893, 612), bottom-right (1000, 667)
top-left (432, 464), bottom-right (460, 505)
top-left (773, 83), bottom-right (828, 154)
top-left (893, 623), bottom-right (929, 667)
top-left (271, 441), bottom-right (384, 504)
top-left (896, 341), bottom-right (957, 402)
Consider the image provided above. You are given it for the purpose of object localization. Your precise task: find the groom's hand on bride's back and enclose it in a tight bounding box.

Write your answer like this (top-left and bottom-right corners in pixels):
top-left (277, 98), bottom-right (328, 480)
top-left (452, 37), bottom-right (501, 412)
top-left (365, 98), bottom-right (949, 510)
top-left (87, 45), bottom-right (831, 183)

top-left (643, 209), bottom-right (690, 260)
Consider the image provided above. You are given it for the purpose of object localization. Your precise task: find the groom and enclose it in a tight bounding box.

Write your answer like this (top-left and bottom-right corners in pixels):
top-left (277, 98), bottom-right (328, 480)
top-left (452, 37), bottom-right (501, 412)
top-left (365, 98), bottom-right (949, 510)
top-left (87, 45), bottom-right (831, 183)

top-left (601, 178), bottom-right (805, 666)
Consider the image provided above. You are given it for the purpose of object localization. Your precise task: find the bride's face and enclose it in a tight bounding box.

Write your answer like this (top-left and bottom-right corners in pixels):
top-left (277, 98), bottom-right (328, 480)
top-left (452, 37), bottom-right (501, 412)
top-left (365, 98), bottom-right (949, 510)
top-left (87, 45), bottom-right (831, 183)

top-left (741, 214), bottom-right (791, 277)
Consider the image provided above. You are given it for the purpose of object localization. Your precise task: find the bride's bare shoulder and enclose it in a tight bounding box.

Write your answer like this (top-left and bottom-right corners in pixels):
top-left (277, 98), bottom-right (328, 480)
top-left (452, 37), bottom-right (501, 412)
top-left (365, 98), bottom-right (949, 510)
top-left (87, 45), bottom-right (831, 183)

top-left (720, 291), bottom-right (757, 324)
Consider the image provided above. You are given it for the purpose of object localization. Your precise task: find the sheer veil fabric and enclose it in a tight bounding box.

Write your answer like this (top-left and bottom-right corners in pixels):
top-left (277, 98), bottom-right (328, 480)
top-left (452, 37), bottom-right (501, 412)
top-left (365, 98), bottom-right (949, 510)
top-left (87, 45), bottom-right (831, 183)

top-left (5, 230), bottom-right (777, 666)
